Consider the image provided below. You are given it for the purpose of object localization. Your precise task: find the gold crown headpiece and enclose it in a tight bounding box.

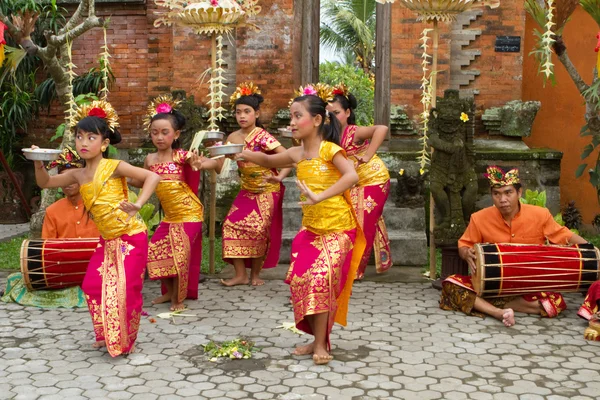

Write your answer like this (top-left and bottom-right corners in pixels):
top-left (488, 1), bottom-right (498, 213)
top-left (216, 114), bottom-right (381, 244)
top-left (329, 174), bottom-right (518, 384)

top-left (46, 145), bottom-right (84, 171)
top-left (485, 166), bottom-right (520, 187)
top-left (72, 99), bottom-right (119, 132)
top-left (290, 83), bottom-right (335, 106)
top-left (143, 94), bottom-right (182, 131)
top-left (229, 82), bottom-right (261, 108)
top-left (332, 82), bottom-right (350, 100)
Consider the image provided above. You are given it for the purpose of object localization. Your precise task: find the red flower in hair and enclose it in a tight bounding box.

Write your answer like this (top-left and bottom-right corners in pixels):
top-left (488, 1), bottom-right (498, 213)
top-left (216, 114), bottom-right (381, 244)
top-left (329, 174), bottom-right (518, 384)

top-left (240, 87), bottom-right (253, 96)
top-left (88, 107), bottom-right (107, 119)
top-left (333, 89), bottom-right (344, 96)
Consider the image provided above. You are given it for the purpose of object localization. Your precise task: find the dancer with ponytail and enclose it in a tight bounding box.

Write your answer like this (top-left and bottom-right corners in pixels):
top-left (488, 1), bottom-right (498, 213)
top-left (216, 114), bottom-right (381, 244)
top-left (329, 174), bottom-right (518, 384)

top-left (238, 83), bottom-right (365, 365)
top-left (30, 101), bottom-right (160, 357)
top-left (327, 83), bottom-right (392, 279)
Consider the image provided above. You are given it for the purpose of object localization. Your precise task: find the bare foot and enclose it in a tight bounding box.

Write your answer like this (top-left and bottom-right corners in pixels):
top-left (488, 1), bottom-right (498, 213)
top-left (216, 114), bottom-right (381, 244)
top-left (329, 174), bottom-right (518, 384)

top-left (251, 277), bottom-right (265, 286)
top-left (220, 276), bottom-right (249, 287)
top-left (502, 309), bottom-right (515, 327)
top-left (124, 344), bottom-right (136, 355)
top-left (584, 319), bottom-right (600, 341)
top-left (92, 340), bottom-right (106, 349)
top-left (152, 293), bottom-right (170, 305)
top-left (292, 342), bottom-right (314, 356)
top-left (170, 302), bottom-right (186, 312)
top-left (312, 346), bottom-right (333, 365)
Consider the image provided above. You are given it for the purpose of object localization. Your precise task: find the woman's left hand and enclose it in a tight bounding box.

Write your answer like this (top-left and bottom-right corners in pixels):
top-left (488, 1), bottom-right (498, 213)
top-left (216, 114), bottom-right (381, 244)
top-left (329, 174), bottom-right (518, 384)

top-left (354, 155), bottom-right (371, 166)
top-left (265, 174), bottom-right (282, 184)
top-left (119, 200), bottom-right (141, 220)
top-left (297, 180), bottom-right (321, 205)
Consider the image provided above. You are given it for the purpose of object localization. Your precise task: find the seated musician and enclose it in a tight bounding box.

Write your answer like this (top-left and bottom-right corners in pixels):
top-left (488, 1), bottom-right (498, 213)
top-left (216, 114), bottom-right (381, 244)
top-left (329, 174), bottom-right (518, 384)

top-left (42, 145), bottom-right (99, 239)
top-left (439, 166), bottom-right (587, 327)
top-left (1, 146), bottom-right (99, 308)
top-left (578, 281), bottom-right (600, 341)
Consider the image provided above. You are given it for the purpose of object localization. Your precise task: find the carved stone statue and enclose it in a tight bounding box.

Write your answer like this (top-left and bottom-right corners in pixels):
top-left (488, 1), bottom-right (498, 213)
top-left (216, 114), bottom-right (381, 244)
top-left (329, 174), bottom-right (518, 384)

top-left (428, 89), bottom-right (478, 245)
top-left (396, 165), bottom-right (427, 209)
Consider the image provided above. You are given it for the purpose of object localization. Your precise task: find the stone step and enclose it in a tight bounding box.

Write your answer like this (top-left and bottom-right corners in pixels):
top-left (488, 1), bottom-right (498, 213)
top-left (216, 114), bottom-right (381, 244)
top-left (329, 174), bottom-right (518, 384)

top-left (279, 230), bottom-right (428, 266)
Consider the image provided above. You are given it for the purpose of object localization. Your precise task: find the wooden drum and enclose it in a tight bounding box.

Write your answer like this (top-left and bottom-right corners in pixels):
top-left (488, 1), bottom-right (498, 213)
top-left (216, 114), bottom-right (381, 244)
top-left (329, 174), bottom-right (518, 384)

top-left (472, 243), bottom-right (600, 297)
top-left (20, 238), bottom-right (99, 291)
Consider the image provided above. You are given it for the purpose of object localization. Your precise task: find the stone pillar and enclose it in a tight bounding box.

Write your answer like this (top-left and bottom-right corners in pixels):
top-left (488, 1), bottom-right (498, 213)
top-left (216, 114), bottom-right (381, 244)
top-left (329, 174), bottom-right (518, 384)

top-left (300, 0), bottom-right (320, 84)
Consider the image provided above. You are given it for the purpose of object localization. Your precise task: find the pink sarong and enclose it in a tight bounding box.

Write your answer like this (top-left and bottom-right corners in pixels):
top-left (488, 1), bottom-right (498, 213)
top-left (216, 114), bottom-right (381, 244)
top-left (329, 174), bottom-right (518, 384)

top-left (81, 232), bottom-right (147, 357)
top-left (578, 281), bottom-right (600, 320)
top-left (351, 182), bottom-right (392, 279)
top-left (285, 228), bottom-right (358, 346)
top-left (148, 221), bottom-right (203, 301)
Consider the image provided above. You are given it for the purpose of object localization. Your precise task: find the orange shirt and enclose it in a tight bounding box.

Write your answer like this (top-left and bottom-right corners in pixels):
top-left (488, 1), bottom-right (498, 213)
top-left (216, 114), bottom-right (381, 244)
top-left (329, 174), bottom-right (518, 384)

top-left (458, 203), bottom-right (573, 249)
top-left (42, 197), bottom-right (100, 239)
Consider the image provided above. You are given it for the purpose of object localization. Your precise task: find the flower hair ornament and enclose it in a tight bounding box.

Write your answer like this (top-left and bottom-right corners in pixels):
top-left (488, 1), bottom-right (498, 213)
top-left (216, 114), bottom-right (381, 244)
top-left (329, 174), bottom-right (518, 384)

top-left (332, 82), bottom-right (350, 100)
top-left (229, 82), bottom-right (261, 108)
top-left (290, 83), bottom-right (335, 106)
top-left (143, 94), bottom-right (182, 131)
top-left (72, 99), bottom-right (119, 132)
top-left (484, 165), bottom-right (520, 187)
top-left (46, 145), bottom-right (85, 171)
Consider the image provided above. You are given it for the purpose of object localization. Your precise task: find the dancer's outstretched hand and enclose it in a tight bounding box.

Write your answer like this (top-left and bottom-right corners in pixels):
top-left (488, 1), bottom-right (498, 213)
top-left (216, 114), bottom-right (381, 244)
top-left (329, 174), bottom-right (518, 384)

top-left (118, 200), bottom-right (141, 221)
top-left (297, 180), bottom-right (320, 205)
top-left (189, 150), bottom-right (203, 171)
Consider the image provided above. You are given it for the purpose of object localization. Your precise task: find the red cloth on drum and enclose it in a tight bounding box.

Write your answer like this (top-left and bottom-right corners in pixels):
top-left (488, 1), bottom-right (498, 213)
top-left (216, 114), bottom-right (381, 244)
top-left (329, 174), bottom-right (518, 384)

top-left (458, 204), bottom-right (573, 249)
top-left (578, 281), bottom-right (600, 320)
top-left (42, 198), bottom-right (100, 239)
top-left (443, 274), bottom-right (567, 318)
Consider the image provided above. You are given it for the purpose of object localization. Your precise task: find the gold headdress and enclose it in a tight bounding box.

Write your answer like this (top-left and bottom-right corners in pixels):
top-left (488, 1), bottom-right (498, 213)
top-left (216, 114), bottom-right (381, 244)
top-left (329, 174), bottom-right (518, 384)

top-left (143, 94), bottom-right (182, 130)
top-left (229, 82), bottom-right (261, 108)
top-left (485, 166), bottom-right (520, 187)
top-left (72, 99), bottom-right (119, 131)
top-left (290, 83), bottom-right (335, 106)
top-left (46, 145), bottom-right (85, 172)
top-left (332, 82), bottom-right (350, 100)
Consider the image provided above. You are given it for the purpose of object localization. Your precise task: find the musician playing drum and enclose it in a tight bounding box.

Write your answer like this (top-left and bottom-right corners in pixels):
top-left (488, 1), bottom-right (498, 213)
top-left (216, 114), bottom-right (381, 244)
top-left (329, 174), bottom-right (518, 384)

top-left (439, 166), bottom-right (587, 327)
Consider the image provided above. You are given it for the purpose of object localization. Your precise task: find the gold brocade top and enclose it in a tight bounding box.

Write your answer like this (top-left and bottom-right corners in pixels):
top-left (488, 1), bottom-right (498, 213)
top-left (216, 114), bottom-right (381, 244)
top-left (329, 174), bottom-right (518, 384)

top-left (297, 141), bottom-right (356, 234)
top-left (149, 149), bottom-right (203, 223)
top-left (237, 128), bottom-right (282, 194)
top-left (80, 159), bottom-right (146, 240)
top-left (341, 125), bottom-right (390, 187)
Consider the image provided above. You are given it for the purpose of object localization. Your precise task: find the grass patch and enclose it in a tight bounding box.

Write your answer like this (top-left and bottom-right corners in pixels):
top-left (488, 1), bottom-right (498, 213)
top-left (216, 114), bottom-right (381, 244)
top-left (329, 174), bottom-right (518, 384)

top-left (201, 236), bottom-right (227, 274)
top-left (0, 234), bottom-right (27, 271)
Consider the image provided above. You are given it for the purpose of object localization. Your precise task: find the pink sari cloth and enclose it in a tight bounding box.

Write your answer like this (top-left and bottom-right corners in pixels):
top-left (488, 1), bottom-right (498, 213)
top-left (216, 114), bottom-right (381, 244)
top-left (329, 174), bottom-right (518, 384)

top-left (222, 128), bottom-right (284, 269)
top-left (578, 281), bottom-right (600, 320)
top-left (342, 125), bottom-right (392, 279)
top-left (285, 228), bottom-right (357, 347)
top-left (81, 232), bottom-right (147, 357)
top-left (150, 222), bottom-right (203, 300)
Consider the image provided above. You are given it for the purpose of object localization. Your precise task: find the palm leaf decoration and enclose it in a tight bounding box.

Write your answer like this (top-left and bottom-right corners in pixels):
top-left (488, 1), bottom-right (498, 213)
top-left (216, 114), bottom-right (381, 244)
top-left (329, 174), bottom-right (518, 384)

top-left (580, 0), bottom-right (600, 27)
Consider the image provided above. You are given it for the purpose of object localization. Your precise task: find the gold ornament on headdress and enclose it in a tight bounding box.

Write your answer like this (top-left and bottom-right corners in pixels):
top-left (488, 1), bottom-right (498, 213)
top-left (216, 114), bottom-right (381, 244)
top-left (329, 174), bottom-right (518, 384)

top-left (229, 82), bottom-right (261, 108)
top-left (72, 99), bottom-right (120, 132)
top-left (290, 83), bottom-right (335, 106)
top-left (485, 166), bottom-right (520, 187)
top-left (143, 94), bottom-right (182, 130)
top-left (332, 82), bottom-right (350, 100)
top-left (46, 145), bottom-right (85, 171)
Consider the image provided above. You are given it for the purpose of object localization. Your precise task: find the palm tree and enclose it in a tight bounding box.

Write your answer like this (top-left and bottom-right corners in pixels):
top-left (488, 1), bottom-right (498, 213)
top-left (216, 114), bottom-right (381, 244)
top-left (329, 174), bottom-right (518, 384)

top-left (320, 0), bottom-right (377, 74)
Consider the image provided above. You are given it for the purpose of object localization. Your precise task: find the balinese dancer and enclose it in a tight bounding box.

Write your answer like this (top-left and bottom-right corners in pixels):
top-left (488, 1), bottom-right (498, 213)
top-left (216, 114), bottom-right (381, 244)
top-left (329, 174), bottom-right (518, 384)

top-left (327, 83), bottom-right (392, 279)
top-left (238, 84), bottom-right (365, 365)
top-left (579, 281), bottom-right (600, 341)
top-left (440, 166), bottom-right (587, 327)
top-left (200, 82), bottom-right (290, 287)
top-left (131, 95), bottom-right (204, 311)
top-left (31, 101), bottom-right (161, 357)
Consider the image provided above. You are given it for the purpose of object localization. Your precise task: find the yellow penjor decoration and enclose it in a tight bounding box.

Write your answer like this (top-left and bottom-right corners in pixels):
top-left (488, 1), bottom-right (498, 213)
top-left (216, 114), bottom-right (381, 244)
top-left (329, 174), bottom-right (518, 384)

top-left (153, 0), bottom-right (262, 273)
top-left (397, 0), bottom-right (500, 280)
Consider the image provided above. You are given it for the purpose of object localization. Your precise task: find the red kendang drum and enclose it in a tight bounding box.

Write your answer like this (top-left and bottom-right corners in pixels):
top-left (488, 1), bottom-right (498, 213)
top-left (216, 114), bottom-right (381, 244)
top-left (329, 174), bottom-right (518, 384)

top-left (20, 238), bottom-right (99, 291)
top-left (473, 243), bottom-right (600, 297)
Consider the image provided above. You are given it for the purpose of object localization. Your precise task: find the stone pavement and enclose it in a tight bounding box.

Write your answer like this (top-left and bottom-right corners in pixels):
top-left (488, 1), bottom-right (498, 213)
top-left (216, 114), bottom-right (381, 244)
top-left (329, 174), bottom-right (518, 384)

top-left (1, 270), bottom-right (599, 400)
top-left (0, 223), bottom-right (29, 242)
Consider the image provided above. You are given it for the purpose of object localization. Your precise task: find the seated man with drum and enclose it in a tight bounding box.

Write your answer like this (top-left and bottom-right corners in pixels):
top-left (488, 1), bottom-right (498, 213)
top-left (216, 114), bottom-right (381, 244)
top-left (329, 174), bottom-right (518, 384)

top-left (1, 146), bottom-right (99, 308)
top-left (439, 166), bottom-right (587, 327)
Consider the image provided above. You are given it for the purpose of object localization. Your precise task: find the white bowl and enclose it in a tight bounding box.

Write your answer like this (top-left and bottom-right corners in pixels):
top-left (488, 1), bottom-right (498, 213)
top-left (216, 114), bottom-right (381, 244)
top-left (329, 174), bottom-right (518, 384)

top-left (207, 143), bottom-right (243, 157)
top-left (278, 127), bottom-right (293, 138)
top-left (22, 148), bottom-right (62, 161)
top-left (202, 131), bottom-right (225, 142)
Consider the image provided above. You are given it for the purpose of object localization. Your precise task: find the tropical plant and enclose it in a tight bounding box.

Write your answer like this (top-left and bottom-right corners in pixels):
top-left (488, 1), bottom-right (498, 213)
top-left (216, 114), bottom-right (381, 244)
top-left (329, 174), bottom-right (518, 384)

top-left (320, 0), bottom-right (377, 74)
top-left (520, 189), bottom-right (547, 207)
top-left (319, 60), bottom-right (375, 125)
top-left (128, 190), bottom-right (161, 237)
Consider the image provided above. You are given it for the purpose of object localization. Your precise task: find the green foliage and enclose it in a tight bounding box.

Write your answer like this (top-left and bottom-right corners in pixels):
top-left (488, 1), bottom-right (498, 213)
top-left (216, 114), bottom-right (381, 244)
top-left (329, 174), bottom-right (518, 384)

top-left (203, 338), bottom-right (256, 360)
top-left (320, 0), bottom-right (377, 73)
top-left (580, 0), bottom-right (600, 28)
top-left (319, 61), bottom-right (374, 126)
top-left (520, 189), bottom-right (547, 208)
top-left (0, 234), bottom-right (28, 270)
top-left (127, 191), bottom-right (160, 237)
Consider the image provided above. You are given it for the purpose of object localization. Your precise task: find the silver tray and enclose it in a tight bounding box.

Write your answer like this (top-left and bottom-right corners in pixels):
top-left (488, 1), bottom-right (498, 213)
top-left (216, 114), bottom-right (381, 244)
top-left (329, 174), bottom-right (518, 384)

top-left (202, 131), bottom-right (225, 142)
top-left (278, 127), bottom-right (293, 138)
top-left (207, 143), bottom-right (243, 157)
top-left (22, 148), bottom-right (62, 161)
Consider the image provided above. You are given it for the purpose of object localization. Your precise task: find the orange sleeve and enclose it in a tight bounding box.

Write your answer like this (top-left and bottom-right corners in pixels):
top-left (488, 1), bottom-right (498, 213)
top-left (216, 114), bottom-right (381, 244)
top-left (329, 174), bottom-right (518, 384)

top-left (42, 212), bottom-right (58, 239)
top-left (458, 214), bottom-right (483, 249)
top-left (543, 208), bottom-right (573, 245)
